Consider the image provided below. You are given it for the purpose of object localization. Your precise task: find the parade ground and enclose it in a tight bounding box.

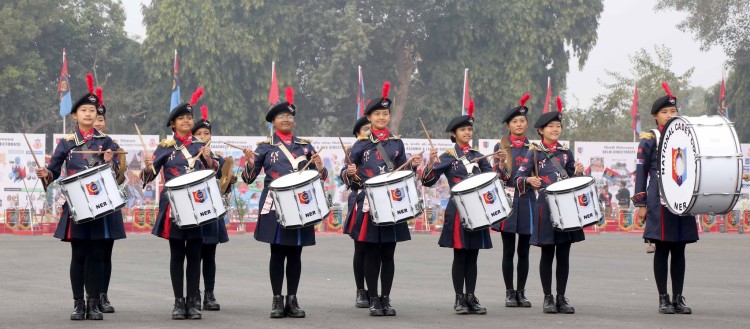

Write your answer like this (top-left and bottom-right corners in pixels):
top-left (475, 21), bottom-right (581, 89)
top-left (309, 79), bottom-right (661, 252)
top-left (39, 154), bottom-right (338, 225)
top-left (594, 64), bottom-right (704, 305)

top-left (1, 232), bottom-right (748, 329)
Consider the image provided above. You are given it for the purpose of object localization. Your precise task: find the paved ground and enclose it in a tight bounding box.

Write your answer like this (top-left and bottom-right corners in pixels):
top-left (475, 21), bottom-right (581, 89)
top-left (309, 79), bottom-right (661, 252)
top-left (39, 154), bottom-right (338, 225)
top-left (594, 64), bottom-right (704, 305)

top-left (1, 231), bottom-right (749, 328)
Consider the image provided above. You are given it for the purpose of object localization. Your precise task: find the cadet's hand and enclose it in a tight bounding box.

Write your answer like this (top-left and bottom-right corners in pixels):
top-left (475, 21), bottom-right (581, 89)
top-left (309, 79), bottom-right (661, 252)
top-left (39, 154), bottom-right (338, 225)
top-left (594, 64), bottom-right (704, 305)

top-left (201, 145), bottom-right (212, 160)
top-left (574, 162), bottom-right (584, 175)
top-left (36, 167), bottom-right (49, 179)
top-left (347, 163), bottom-right (357, 176)
top-left (411, 154), bottom-right (423, 167)
top-left (103, 149), bottom-right (114, 163)
top-left (494, 149), bottom-right (508, 163)
top-left (526, 176), bottom-right (542, 188)
top-left (636, 206), bottom-right (647, 222)
top-left (243, 148), bottom-right (255, 166)
top-left (311, 152), bottom-right (324, 171)
top-left (427, 148), bottom-right (438, 167)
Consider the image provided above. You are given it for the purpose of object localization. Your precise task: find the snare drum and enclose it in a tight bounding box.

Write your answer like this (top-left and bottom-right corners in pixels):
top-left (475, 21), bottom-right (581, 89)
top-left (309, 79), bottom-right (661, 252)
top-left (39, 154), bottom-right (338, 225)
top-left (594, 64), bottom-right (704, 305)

top-left (545, 176), bottom-right (602, 231)
top-left (658, 115), bottom-right (742, 215)
top-left (450, 173), bottom-right (512, 231)
top-left (59, 163), bottom-right (125, 224)
top-left (269, 170), bottom-right (330, 229)
top-left (364, 171), bottom-right (423, 226)
top-left (164, 170), bottom-right (226, 228)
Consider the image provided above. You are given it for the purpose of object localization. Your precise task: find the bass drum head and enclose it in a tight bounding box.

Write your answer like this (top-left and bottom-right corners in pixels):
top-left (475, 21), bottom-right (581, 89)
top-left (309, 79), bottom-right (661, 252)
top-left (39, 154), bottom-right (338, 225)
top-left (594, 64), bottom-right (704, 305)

top-left (165, 170), bottom-right (214, 188)
top-left (451, 173), bottom-right (498, 194)
top-left (658, 116), bottom-right (697, 215)
top-left (270, 170), bottom-right (319, 189)
top-left (546, 176), bottom-right (594, 194)
top-left (364, 170), bottom-right (413, 186)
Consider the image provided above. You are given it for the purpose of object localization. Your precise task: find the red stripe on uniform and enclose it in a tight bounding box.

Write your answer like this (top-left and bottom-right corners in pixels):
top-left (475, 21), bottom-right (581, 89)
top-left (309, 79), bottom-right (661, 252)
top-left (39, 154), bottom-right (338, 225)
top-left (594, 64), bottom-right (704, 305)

top-left (162, 204), bottom-right (172, 239)
top-left (347, 203), bottom-right (357, 232)
top-left (452, 212), bottom-right (463, 249)
top-left (358, 212), bottom-right (369, 242)
top-left (66, 213), bottom-right (72, 240)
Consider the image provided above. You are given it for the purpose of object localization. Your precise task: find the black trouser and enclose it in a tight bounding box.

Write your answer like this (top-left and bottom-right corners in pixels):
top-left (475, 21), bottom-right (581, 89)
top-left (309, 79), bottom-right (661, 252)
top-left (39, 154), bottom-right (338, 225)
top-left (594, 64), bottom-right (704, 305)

top-left (169, 239), bottom-right (202, 298)
top-left (501, 232), bottom-right (530, 291)
top-left (100, 240), bottom-right (114, 294)
top-left (653, 241), bottom-right (687, 296)
top-left (540, 243), bottom-right (571, 296)
top-left (364, 242), bottom-right (397, 297)
top-left (353, 241), bottom-right (366, 290)
top-left (452, 249), bottom-right (479, 294)
top-left (269, 244), bottom-right (303, 296)
top-left (201, 243), bottom-right (217, 292)
top-left (70, 240), bottom-right (105, 300)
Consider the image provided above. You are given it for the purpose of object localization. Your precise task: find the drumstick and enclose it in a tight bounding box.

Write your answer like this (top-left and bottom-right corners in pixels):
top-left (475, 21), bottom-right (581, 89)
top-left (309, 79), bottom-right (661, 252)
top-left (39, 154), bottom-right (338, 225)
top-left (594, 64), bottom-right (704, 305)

top-left (419, 118), bottom-right (440, 163)
top-left (337, 134), bottom-right (360, 181)
top-left (190, 140), bottom-right (213, 161)
top-left (134, 124), bottom-right (156, 173)
top-left (470, 150), bottom-right (503, 163)
top-left (388, 151), bottom-right (425, 177)
top-left (22, 133), bottom-right (47, 187)
top-left (71, 150), bottom-right (128, 155)
top-left (223, 142), bottom-right (260, 155)
top-left (299, 150), bottom-right (324, 173)
top-left (743, 173), bottom-right (750, 181)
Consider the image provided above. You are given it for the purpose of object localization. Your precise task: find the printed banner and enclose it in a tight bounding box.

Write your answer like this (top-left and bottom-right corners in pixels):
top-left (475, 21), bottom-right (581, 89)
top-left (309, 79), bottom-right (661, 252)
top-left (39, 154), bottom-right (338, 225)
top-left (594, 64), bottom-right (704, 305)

top-left (0, 133), bottom-right (46, 225)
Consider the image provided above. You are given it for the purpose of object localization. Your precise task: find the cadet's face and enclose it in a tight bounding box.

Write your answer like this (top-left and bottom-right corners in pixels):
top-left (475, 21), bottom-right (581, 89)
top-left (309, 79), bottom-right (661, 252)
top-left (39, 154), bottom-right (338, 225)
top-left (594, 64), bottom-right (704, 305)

top-left (653, 106), bottom-right (678, 127)
top-left (538, 121), bottom-right (562, 143)
top-left (172, 114), bottom-right (194, 135)
top-left (507, 116), bottom-right (528, 136)
top-left (367, 110), bottom-right (390, 130)
top-left (358, 124), bottom-right (371, 136)
top-left (93, 115), bottom-right (106, 132)
top-left (73, 105), bottom-right (97, 128)
top-left (273, 113), bottom-right (295, 133)
top-left (194, 128), bottom-right (211, 142)
top-left (452, 126), bottom-right (473, 145)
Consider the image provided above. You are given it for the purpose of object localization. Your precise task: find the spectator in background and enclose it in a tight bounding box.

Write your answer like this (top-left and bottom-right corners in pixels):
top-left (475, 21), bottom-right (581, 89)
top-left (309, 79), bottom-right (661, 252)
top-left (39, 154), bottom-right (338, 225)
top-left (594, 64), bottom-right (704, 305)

top-left (616, 181), bottom-right (631, 210)
top-left (598, 183), bottom-right (613, 218)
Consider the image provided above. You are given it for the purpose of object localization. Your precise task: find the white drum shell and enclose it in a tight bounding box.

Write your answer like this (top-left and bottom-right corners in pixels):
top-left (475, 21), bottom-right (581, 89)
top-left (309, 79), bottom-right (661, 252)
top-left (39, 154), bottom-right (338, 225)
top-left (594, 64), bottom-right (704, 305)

top-left (269, 170), bottom-right (330, 229)
top-left (545, 176), bottom-right (602, 231)
top-left (450, 173), bottom-right (512, 231)
top-left (165, 170), bottom-right (227, 228)
top-left (364, 171), bottom-right (423, 226)
top-left (60, 164), bottom-right (125, 224)
top-left (658, 115), bottom-right (742, 215)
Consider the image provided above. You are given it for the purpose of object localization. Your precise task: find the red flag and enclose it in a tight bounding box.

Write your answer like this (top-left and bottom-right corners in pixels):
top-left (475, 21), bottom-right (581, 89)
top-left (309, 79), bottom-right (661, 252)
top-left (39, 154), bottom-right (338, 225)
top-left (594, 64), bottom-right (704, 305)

top-left (461, 68), bottom-right (470, 115)
top-left (718, 77), bottom-right (727, 117)
top-left (543, 77), bottom-right (552, 113)
top-left (268, 61), bottom-right (279, 105)
top-left (631, 84), bottom-right (641, 133)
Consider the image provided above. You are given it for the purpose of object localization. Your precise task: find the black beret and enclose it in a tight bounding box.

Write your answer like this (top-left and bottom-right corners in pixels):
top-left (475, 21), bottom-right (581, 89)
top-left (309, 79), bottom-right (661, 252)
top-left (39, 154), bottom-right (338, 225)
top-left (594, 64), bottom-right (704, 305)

top-left (72, 93), bottom-right (99, 114)
top-left (191, 118), bottom-right (211, 134)
top-left (502, 106), bottom-right (528, 123)
top-left (534, 111), bottom-right (562, 128)
top-left (364, 82), bottom-right (393, 115)
top-left (652, 81), bottom-right (678, 114)
top-left (265, 101), bottom-right (296, 122)
top-left (352, 116), bottom-right (370, 137)
top-left (445, 115), bottom-right (474, 133)
top-left (166, 103), bottom-right (193, 127)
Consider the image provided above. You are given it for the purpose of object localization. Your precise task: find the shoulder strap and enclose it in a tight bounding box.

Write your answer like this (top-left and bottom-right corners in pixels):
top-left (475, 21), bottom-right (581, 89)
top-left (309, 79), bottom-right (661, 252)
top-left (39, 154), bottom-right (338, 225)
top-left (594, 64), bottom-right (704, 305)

top-left (77, 140), bottom-right (102, 167)
top-left (277, 142), bottom-right (305, 171)
top-left (375, 142), bottom-right (394, 172)
top-left (534, 143), bottom-right (569, 179)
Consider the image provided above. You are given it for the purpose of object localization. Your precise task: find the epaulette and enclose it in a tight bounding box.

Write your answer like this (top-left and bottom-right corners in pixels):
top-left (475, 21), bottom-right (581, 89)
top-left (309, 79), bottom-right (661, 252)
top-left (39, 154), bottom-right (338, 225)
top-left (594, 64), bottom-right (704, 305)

top-left (256, 137), bottom-right (271, 146)
top-left (445, 148), bottom-right (458, 159)
top-left (389, 135), bottom-right (401, 140)
top-left (193, 138), bottom-right (205, 144)
top-left (528, 143), bottom-right (541, 151)
top-left (93, 132), bottom-right (108, 138)
top-left (558, 143), bottom-right (570, 151)
top-left (358, 135), bottom-right (370, 141)
top-left (296, 138), bottom-right (311, 144)
top-left (639, 131), bottom-right (655, 140)
top-left (159, 139), bottom-right (176, 147)
top-left (63, 133), bottom-right (76, 142)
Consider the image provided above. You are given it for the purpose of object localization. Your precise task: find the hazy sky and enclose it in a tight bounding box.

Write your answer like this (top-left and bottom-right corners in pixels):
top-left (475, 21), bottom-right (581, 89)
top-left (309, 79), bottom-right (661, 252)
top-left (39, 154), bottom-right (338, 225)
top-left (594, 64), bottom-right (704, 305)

top-left (123, 0), bottom-right (727, 108)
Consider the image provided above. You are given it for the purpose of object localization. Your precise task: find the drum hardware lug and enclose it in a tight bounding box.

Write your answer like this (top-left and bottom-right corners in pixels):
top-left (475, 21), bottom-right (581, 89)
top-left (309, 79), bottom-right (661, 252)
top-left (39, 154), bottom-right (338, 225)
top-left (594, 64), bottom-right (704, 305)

top-left (366, 190), bottom-right (379, 224)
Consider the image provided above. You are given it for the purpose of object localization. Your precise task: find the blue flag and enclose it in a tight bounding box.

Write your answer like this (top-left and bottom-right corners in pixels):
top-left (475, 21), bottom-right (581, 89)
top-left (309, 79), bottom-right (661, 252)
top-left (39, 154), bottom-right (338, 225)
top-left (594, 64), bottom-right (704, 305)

top-left (170, 50), bottom-right (181, 112)
top-left (58, 50), bottom-right (72, 117)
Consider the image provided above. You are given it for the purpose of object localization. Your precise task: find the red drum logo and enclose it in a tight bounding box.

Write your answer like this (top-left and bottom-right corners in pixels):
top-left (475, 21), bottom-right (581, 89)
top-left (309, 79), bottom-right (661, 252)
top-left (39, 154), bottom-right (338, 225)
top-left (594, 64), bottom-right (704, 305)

top-left (482, 191), bottom-right (495, 204)
top-left (192, 189), bottom-right (207, 203)
top-left (577, 193), bottom-right (589, 206)
top-left (86, 180), bottom-right (101, 195)
top-left (298, 190), bottom-right (312, 204)
top-left (672, 148), bottom-right (687, 186)
top-left (390, 188), bottom-right (404, 201)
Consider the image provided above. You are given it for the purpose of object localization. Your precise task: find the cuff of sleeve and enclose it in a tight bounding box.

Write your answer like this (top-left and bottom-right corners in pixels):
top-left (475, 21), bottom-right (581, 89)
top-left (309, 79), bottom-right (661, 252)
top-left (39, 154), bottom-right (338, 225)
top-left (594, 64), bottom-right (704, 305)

top-left (516, 177), bottom-right (527, 195)
top-left (631, 192), bottom-right (647, 206)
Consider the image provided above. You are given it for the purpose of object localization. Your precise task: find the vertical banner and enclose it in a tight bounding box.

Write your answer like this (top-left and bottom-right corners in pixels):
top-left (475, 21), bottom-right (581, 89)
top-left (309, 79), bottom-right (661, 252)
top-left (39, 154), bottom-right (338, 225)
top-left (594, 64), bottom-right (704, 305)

top-left (0, 134), bottom-right (46, 225)
top-left (574, 142), bottom-right (638, 221)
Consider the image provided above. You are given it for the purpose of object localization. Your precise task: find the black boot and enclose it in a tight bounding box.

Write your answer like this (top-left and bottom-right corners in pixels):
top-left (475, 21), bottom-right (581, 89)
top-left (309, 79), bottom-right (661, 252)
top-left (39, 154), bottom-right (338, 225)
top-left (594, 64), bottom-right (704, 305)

top-left (186, 295), bottom-right (202, 319)
top-left (543, 295), bottom-right (557, 314)
top-left (285, 295), bottom-right (306, 318)
top-left (86, 297), bottom-right (103, 320)
top-left (70, 299), bottom-right (86, 320)
top-left (454, 294), bottom-right (469, 315)
top-left (672, 294), bottom-right (692, 314)
top-left (659, 294), bottom-right (675, 314)
top-left (381, 295), bottom-right (396, 316)
top-left (270, 295), bottom-right (286, 318)
top-left (369, 296), bottom-right (384, 316)
top-left (465, 293), bottom-right (487, 314)
top-left (98, 293), bottom-right (115, 313)
top-left (556, 295), bottom-right (575, 314)
top-left (195, 291), bottom-right (201, 311)
top-left (505, 290), bottom-right (519, 307)
top-left (172, 298), bottom-right (187, 320)
top-left (204, 291), bottom-right (221, 311)
top-left (517, 289), bottom-right (532, 307)
top-left (355, 289), bottom-right (370, 308)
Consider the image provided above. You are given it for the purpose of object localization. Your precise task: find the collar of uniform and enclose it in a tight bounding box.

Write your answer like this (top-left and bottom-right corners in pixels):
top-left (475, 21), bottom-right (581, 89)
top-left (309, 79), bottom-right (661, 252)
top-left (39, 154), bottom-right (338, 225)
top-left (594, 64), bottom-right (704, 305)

top-left (367, 132), bottom-right (399, 144)
top-left (74, 128), bottom-right (104, 146)
top-left (270, 134), bottom-right (307, 146)
top-left (509, 134), bottom-right (528, 148)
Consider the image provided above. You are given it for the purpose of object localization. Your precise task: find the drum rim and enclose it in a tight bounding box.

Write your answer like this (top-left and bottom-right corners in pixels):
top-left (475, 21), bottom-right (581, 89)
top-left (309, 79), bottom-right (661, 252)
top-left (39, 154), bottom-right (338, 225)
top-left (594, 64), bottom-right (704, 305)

top-left (60, 163), bottom-right (112, 184)
top-left (545, 176), bottom-right (594, 194)
top-left (363, 170), bottom-right (415, 187)
top-left (450, 172), bottom-right (499, 194)
top-left (164, 169), bottom-right (217, 190)
top-left (269, 170), bottom-right (321, 190)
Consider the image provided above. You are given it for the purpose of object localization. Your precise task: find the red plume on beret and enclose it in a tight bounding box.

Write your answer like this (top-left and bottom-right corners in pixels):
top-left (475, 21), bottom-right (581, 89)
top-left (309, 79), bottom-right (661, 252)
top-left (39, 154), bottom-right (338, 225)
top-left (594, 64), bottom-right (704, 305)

top-left (285, 86), bottom-right (294, 106)
top-left (661, 81), bottom-right (674, 98)
top-left (519, 93), bottom-right (531, 107)
top-left (189, 87), bottom-right (204, 106)
top-left (95, 87), bottom-right (103, 106)
top-left (200, 105), bottom-right (208, 121)
top-left (467, 99), bottom-right (475, 117)
top-left (556, 96), bottom-right (563, 113)
top-left (86, 73), bottom-right (95, 94)
top-left (382, 81), bottom-right (391, 99)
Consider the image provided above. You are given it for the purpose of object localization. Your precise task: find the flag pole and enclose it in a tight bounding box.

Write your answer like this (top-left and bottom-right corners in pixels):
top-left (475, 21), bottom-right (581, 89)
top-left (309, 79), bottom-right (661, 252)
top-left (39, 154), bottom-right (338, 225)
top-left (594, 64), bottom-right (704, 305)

top-left (461, 68), bottom-right (468, 115)
top-left (62, 49), bottom-right (66, 134)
